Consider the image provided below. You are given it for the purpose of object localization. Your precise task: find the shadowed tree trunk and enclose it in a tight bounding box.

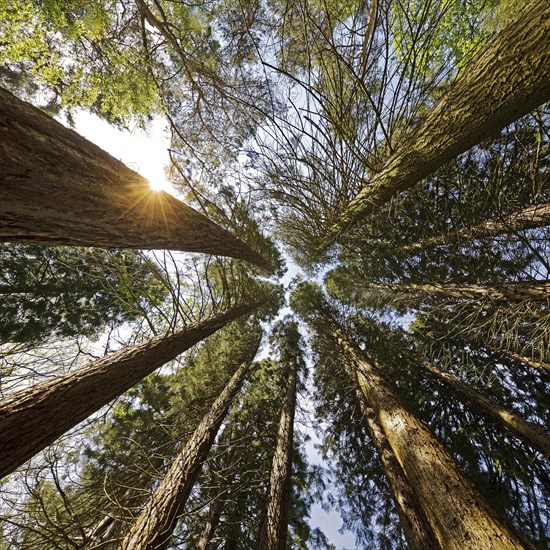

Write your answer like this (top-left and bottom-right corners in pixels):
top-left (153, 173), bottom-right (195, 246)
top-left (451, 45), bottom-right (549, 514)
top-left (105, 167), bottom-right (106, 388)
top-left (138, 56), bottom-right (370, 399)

top-left (488, 347), bottom-right (550, 373)
top-left (324, 315), bottom-right (532, 549)
top-left (121, 354), bottom-right (257, 550)
top-left (257, 356), bottom-right (297, 550)
top-left (364, 280), bottom-right (550, 303)
top-left (195, 496), bottom-right (225, 550)
top-left (402, 202), bottom-right (550, 254)
top-left (0, 300), bottom-right (264, 479)
top-left (421, 360), bottom-right (550, 457)
top-left (321, 0), bottom-right (550, 249)
top-left (342, 360), bottom-right (441, 549)
top-left (0, 87), bottom-right (272, 272)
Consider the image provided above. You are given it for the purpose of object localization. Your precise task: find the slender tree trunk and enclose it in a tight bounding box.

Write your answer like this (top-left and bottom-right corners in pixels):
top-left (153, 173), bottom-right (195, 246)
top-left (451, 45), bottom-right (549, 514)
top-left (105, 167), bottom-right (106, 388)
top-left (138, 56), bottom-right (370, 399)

top-left (0, 87), bottom-right (271, 272)
top-left (321, 0), bottom-right (550, 248)
top-left (121, 357), bottom-right (256, 550)
top-left (421, 361), bottom-right (550, 457)
top-left (342, 360), bottom-right (441, 549)
top-left (489, 347), bottom-right (550, 373)
top-left (195, 496), bottom-right (225, 550)
top-left (326, 316), bottom-right (532, 549)
top-left (0, 301), bottom-right (263, 479)
top-left (402, 202), bottom-right (550, 254)
top-left (257, 357), bottom-right (297, 550)
top-left (367, 280), bottom-right (550, 303)
top-left (223, 492), bottom-right (246, 550)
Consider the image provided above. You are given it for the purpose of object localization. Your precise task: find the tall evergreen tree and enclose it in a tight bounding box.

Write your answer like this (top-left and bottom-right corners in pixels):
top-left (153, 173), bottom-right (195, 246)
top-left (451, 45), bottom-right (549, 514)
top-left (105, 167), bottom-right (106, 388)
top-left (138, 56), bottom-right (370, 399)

top-left (0, 299), bottom-right (268, 478)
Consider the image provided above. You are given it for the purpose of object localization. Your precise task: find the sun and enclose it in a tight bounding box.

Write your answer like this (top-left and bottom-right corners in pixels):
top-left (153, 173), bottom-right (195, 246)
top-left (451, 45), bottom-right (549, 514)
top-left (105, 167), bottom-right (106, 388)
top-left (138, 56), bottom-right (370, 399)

top-left (149, 178), bottom-right (175, 194)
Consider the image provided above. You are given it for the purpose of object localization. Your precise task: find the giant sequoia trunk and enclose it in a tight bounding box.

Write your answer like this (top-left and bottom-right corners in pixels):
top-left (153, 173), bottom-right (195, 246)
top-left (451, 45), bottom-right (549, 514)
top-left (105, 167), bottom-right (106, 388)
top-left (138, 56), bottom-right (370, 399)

top-left (342, 361), bottom-right (440, 549)
top-left (0, 88), bottom-right (271, 271)
top-left (0, 301), bottom-right (262, 479)
top-left (326, 317), bottom-right (531, 549)
top-left (366, 281), bottom-right (550, 303)
top-left (402, 202), bottom-right (550, 254)
top-left (121, 358), bottom-right (255, 550)
top-left (257, 357), bottom-right (297, 550)
top-left (322, 0), bottom-right (550, 248)
top-left (421, 361), bottom-right (550, 457)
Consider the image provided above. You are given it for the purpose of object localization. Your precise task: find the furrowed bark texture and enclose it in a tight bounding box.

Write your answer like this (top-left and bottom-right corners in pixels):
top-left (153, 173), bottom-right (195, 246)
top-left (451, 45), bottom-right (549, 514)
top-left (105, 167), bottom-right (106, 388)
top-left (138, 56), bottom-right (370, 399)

top-left (369, 281), bottom-right (550, 303)
top-left (121, 359), bottom-right (254, 550)
top-left (422, 361), bottom-right (550, 457)
top-left (0, 87), bottom-right (271, 271)
top-left (322, 0), bottom-right (550, 248)
top-left (0, 301), bottom-right (261, 479)
top-left (328, 320), bottom-right (532, 549)
top-left (402, 202), bottom-right (550, 254)
top-left (342, 360), bottom-right (440, 549)
top-left (257, 357), bottom-right (297, 550)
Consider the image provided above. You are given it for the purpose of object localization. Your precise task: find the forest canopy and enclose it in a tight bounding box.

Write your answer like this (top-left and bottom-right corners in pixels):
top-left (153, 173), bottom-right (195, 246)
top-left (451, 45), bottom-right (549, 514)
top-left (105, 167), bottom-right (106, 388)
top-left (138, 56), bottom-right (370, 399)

top-left (0, 0), bottom-right (549, 548)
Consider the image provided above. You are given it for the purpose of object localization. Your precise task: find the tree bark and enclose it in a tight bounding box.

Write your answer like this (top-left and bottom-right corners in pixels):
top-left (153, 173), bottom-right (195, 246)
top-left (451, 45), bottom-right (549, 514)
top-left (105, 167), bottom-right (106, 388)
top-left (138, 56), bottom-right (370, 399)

top-left (0, 301), bottom-right (263, 479)
top-left (326, 317), bottom-right (532, 549)
top-left (321, 0), bottom-right (550, 249)
top-left (489, 347), bottom-right (550, 373)
top-left (0, 87), bottom-right (272, 272)
top-left (195, 496), bottom-right (225, 550)
top-left (257, 357), bottom-right (297, 550)
top-left (367, 280), bottom-right (550, 303)
top-left (341, 359), bottom-right (441, 549)
top-left (402, 202), bottom-right (550, 254)
top-left (421, 361), bottom-right (550, 457)
top-left (121, 357), bottom-right (255, 550)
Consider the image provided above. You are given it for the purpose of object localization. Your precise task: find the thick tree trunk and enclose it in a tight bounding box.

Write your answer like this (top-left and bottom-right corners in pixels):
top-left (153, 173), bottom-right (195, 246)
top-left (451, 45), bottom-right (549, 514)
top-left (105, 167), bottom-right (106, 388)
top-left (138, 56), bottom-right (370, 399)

top-left (421, 361), bottom-right (550, 457)
top-left (257, 357), bottom-right (297, 550)
top-left (327, 318), bottom-right (532, 549)
top-left (0, 301), bottom-right (262, 479)
top-left (342, 359), bottom-right (440, 549)
top-left (321, 0), bottom-right (550, 248)
top-left (121, 357), bottom-right (255, 550)
top-left (369, 280), bottom-right (550, 303)
top-left (402, 202), bottom-right (550, 254)
top-left (0, 87), bottom-right (271, 272)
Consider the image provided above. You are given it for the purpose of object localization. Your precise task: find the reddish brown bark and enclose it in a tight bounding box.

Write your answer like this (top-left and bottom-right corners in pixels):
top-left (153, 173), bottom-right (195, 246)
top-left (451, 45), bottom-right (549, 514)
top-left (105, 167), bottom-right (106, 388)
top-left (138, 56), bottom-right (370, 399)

top-left (366, 280), bottom-right (550, 303)
top-left (121, 358), bottom-right (255, 550)
top-left (422, 361), bottom-right (550, 457)
top-left (402, 202), bottom-right (550, 254)
top-left (257, 358), bottom-right (297, 550)
top-left (326, 317), bottom-right (532, 549)
top-left (0, 301), bottom-right (263, 479)
top-left (0, 87), bottom-right (271, 271)
top-left (322, 0), bottom-right (550, 249)
top-left (342, 360), bottom-right (440, 549)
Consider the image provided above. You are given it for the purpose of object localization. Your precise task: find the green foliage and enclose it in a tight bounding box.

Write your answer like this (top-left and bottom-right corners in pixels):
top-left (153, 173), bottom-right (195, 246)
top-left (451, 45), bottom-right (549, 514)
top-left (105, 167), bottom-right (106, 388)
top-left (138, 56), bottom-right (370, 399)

top-left (0, 0), bottom-right (161, 125)
top-left (0, 245), bottom-right (167, 345)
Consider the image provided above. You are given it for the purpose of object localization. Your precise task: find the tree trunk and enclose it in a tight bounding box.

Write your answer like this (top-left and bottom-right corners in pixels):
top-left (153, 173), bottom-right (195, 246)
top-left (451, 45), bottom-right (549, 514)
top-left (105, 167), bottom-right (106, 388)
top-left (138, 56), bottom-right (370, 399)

top-left (402, 202), bottom-right (550, 254)
top-left (195, 496), bottom-right (225, 550)
top-left (327, 317), bottom-right (532, 549)
top-left (121, 357), bottom-right (255, 550)
top-left (322, 0), bottom-right (550, 248)
top-left (489, 347), bottom-right (550, 373)
top-left (257, 357), bottom-right (297, 550)
top-left (368, 281), bottom-right (550, 303)
top-left (421, 361), bottom-right (550, 457)
top-left (0, 301), bottom-right (263, 479)
top-left (341, 359), bottom-right (440, 549)
top-left (0, 87), bottom-right (271, 272)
